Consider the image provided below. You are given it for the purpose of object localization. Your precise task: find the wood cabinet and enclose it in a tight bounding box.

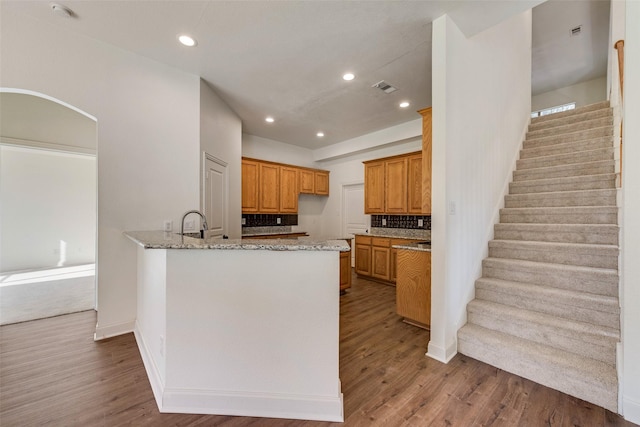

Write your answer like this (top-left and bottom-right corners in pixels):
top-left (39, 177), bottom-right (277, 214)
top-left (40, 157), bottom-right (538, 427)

top-left (396, 249), bottom-right (431, 329)
top-left (242, 157), bottom-right (330, 213)
top-left (315, 171), bottom-right (329, 195)
top-left (258, 162), bottom-right (280, 213)
top-left (363, 152), bottom-right (421, 214)
top-left (364, 160), bottom-right (385, 214)
top-left (419, 107), bottom-right (432, 214)
top-left (241, 159), bottom-right (259, 213)
top-left (279, 166), bottom-right (299, 213)
top-left (340, 249), bottom-right (351, 291)
top-left (355, 235), bottom-right (424, 285)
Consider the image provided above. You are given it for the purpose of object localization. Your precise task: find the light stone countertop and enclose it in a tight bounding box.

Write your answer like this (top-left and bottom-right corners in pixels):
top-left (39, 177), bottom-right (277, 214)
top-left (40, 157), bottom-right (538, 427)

top-left (354, 228), bottom-right (431, 240)
top-left (392, 242), bottom-right (431, 252)
top-left (124, 230), bottom-right (350, 251)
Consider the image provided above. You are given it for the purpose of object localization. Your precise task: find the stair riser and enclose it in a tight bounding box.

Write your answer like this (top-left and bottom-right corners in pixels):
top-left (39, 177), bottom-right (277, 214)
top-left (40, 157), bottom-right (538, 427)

top-left (509, 179), bottom-right (616, 195)
top-left (475, 288), bottom-right (620, 331)
top-left (524, 127), bottom-right (613, 149)
top-left (493, 228), bottom-right (619, 245)
top-left (517, 148), bottom-right (615, 170)
top-left (457, 336), bottom-right (617, 412)
top-left (500, 211), bottom-right (617, 224)
top-left (467, 309), bottom-right (616, 365)
top-left (513, 163), bottom-right (614, 182)
top-left (488, 246), bottom-right (618, 269)
top-left (526, 117), bottom-right (613, 139)
top-left (531, 102), bottom-right (610, 125)
top-left (482, 260), bottom-right (618, 296)
top-left (528, 109), bottom-right (612, 132)
top-left (505, 193), bottom-right (616, 208)
top-left (520, 138), bottom-right (613, 159)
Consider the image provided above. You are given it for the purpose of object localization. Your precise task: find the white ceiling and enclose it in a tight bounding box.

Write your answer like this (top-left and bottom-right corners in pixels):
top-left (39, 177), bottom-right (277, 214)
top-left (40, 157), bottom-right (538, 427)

top-left (1, 0), bottom-right (608, 150)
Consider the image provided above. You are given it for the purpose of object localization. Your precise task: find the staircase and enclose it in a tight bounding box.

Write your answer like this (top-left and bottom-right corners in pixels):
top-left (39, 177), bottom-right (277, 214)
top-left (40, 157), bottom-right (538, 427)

top-left (457, 101), bottom-right (620, 412)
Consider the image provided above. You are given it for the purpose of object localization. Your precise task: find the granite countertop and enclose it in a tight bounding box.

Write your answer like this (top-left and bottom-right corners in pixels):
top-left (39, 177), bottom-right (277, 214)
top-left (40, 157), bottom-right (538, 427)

top-left (241, 231), bottom-right (309, 238)
top-left (354, 228), bottom-right (430, 240)
top-left (392, 242), bottom-right (431, 252)
top-left (124, 231), bottom-right (350, 251)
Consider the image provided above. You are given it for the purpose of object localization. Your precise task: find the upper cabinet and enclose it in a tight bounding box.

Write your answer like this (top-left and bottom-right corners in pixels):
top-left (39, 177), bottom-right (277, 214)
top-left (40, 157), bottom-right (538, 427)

top-left (242, 157), bottom-right (329, 214)
top-left (363, 151), bottom-right (421, 215)
top-left (419, 107), bottom-right (432, 214)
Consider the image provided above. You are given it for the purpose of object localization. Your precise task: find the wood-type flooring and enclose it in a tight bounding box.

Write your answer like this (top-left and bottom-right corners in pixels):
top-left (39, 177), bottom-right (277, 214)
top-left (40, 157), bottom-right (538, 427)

top-left (1, 271), bottom-right (635, 426)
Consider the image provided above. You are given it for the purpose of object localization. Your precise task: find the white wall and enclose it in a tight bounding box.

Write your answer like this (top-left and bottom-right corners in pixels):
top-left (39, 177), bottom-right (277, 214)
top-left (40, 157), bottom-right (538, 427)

top-left (531, 76), bottom-right (607, 112)
top-left (429, 11), bottom-right (532, 362)
top-left (243, 134), bottom-right (317, 167)
top-left (0, 9), bottom-right (201, 338)
top-left (621, 1), bottom-right (640, 422)
top-left (200, 81), bottom-right (243, 239)
top-left (0, 146), bottom-right (96, 272)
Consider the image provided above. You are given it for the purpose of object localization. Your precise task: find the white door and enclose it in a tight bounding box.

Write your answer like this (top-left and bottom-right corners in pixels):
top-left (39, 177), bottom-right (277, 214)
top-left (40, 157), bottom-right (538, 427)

top-left (203, 155), bottom-right (228, 238)
top-left (342, 183), bottom-right (370, 265)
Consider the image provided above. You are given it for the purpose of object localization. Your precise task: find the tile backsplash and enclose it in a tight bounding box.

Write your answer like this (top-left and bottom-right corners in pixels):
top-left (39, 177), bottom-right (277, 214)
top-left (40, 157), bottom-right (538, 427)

top-left (242, 214), bottom-right (298, 227)
top-left (371, 215), bottom-right (431, 230)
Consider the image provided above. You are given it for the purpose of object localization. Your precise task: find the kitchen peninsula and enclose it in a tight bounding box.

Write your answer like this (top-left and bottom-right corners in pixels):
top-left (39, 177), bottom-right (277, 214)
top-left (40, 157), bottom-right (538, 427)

top-left (124, 231), bottom-right (349, 422)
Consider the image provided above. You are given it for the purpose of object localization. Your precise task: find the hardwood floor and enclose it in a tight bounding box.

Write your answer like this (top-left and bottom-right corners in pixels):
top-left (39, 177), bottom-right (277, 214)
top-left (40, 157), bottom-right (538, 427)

top-left (1, 272), bottom-right (635, 426)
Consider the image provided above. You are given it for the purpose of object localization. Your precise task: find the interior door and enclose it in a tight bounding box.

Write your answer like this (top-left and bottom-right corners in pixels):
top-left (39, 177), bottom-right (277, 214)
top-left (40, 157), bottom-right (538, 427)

top-left (204, 154), bottom-right (227, 238)
top-left (342, 183), bottom-right (370, 266)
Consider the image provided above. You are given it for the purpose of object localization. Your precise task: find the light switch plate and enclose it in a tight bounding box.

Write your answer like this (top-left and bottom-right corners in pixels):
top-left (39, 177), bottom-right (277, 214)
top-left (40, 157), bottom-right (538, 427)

top-left (418, 219), bottom-right (424, 227)
top-left (382, 218), bottom-right (387, 226)
top-left (242, 218), bottom-right (246, 225)
top-left (277, 217), bottom-right (281, 224)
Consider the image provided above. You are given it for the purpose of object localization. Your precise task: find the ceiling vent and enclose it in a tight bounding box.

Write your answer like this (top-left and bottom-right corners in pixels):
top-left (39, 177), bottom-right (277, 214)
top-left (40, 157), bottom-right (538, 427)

top-left (571, 25), bottom-right (582, 37)
top-left (372, 80), bottom-right (398, 94)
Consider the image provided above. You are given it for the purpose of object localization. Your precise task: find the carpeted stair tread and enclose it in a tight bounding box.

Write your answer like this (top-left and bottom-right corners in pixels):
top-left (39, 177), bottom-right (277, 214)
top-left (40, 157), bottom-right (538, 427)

top-left (457, 323), bottom-right (617, 411)
top-left (513, 160), bottom-right (615, 182)
top-left (494, 223), bottom-right (619, 245)
top-left (516, 147), bottom-right (615, 170)
top-left (528, 107), bottom-right (612, 132)
top-left (482, 257), bottom-right (618, 297)
top-left (475, 277), bottom-right (620, 329)
top-left (530, 101), bottom-right (610, 125)
top-left (508, 173), bottom-right (616, 195)
top-left (526, 116), bottom-right (613, 139)
top-left (504, 188), bottom-right (617, 208)
top-left (520, 137), bottom-right (614, 159)
top-left (500, 205), bottom-right (617, 224)
top-left (488, 239), bottom-right (618, 269)
top-left (524, 126), bottom-right (613, 149)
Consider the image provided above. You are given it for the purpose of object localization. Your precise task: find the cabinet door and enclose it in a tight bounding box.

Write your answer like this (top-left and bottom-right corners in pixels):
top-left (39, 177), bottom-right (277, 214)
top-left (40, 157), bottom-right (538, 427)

top-left (279, 166), bottom-right (299, 213)
top-left (299, 169), bottom-right (315, 194)
top-left (419, 108), bottom-right (432, 215)
top-left (355, 244), bottom-right (372, 276)
top-left (314, 171), bottom-right (329, 195)
top-left (242, 159), bottom-right (259, 213)
top-left (364, 161), bottom-right (385, 214)
top-left (385, 158), bottom-right (408, 214)
top-left (407, 154), bottom-right (423, 214)
top-left (259, 163), bottom-right (280, 213)
top-left (396, 250), bottom-right (431, 327)
top-left (340, 251), bottom-right (351, 290)
top-left (371, 246), bottom-right (390, 281)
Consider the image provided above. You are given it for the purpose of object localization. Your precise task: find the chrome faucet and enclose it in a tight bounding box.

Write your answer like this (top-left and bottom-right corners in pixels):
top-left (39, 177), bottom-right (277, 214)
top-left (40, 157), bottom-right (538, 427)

top-left (181, 210), bottom-right (208, 238)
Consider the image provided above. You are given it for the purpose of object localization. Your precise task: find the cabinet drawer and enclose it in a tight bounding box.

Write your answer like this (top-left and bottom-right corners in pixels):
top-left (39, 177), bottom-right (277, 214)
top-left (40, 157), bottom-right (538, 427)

top-left (355, 235), bottom-right (372, 245)
top-left (371, 237), bottom-right (390, 247)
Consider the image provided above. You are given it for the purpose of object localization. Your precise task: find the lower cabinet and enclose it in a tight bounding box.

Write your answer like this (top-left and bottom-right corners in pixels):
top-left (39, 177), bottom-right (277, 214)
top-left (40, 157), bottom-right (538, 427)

top-left (340, 250), bottom-right (351, 291)
top-left (396, 249), bottom-right (431, 329)
top-left (355, 235), bottom-right (424, 285)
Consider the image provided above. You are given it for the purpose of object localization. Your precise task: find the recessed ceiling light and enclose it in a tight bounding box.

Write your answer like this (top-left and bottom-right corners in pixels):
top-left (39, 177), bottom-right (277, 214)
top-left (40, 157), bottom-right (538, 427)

top-left (265, 117), bottom-right (275, 123)
top-left (342, 73), bottom-right (355, 81)
top-left (399, 101), bottom-right (410, 108)
top-left (317, 132), bottom-right (325, 137)
top-left (178, 34), bottom-right (197, 47)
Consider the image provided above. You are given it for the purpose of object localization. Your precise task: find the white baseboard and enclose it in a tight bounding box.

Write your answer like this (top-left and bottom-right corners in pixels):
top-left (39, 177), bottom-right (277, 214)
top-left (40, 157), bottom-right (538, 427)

top-left (623, 395), bottom-right (640, 424)
top-left (94, 319), bottom-right (135, 340)
top-left (161, 388), bottom-right (344, 422)
top-left (133, 322), bottom-right (164, 409)
top-left (426, 340), bottom-right (457, 363)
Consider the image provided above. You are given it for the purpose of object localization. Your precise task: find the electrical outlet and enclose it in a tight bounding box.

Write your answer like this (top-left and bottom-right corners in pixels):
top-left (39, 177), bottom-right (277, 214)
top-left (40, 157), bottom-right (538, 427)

top-left (449, 201), bottom-right (457, 215)
top-left (418, 219), bottom-right (424, 227)
top-left (382, 218), bottom-right (387, 226)
top-left (241, 218), bottom-right (246, 225)
top-left (163, 220), bottom-right (172, 232)
top-left (277, 217), bottom-right (281, 224)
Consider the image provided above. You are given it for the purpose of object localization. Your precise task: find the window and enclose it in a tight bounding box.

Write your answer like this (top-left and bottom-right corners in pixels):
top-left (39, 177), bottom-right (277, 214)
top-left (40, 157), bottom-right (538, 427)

top-left (531, 102), bottom-right (576, 118)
